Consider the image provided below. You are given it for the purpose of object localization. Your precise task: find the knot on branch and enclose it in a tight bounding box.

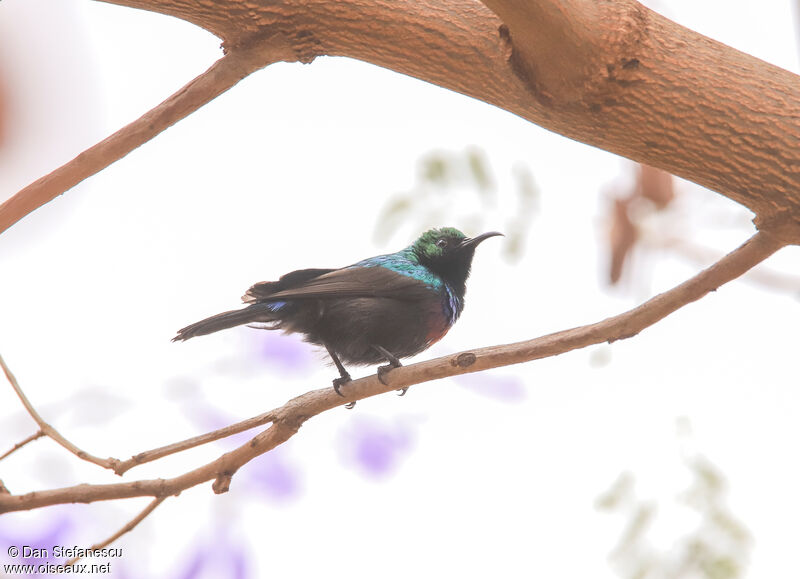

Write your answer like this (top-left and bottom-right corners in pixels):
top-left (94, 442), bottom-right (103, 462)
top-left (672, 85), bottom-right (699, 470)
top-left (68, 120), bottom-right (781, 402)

top-left (212, 472), bottom-right (234, 494)
top-left (754, 212), bottom-right (800, 246)
top-left (291, 29), bottom-right (323, 64)
top-left (272, 410), bottom-right (307, 434)
top-left (585, 3), bottom-right (650, 110)
top-left (108, 458), bottom-right (127, 477)
top-left (453, 352), bottom-right (477, 368)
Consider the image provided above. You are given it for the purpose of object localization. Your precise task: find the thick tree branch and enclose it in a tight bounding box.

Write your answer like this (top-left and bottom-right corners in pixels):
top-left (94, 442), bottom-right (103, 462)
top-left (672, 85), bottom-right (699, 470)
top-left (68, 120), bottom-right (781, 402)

top-left (0, 229), bottom-right (784, 514)
top-left (2, 0), bottom-right (796, 235)
top-left (481, 0), bottom-right (604, 102)
top-left (0, 42), bottom-right (295, 235)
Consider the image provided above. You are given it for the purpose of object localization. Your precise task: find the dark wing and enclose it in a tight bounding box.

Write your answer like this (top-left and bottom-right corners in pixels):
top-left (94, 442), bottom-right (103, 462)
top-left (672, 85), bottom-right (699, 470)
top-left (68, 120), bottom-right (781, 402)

top-left (245, 266), bottom-right (434, 303)
top-left (243, 268), bottom-right (335, 302)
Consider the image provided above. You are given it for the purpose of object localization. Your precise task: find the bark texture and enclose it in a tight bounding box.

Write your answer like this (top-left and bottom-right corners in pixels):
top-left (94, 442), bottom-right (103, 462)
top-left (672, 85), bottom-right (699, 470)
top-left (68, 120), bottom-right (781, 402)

top-left (102, 0), bottom-right (800, 221)
top-left (1, 0), bottom-right (798, 234)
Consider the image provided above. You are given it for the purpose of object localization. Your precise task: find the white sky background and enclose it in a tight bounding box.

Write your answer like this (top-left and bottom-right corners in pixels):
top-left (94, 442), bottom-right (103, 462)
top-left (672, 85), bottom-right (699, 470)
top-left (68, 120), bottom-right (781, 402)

top-left (0, 1), bottom-right (799, 577)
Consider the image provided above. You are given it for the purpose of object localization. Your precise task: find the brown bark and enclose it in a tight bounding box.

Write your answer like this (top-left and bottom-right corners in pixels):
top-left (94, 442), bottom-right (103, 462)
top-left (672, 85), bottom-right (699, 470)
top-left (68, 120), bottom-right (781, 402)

top-left (89, 0), bottom-right (800, 220)
top-left (2, 0), bottom-right (798, 235)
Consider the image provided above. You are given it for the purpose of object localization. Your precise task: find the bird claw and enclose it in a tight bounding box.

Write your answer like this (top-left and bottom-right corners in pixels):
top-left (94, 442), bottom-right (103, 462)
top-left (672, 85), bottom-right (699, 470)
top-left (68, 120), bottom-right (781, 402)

top-left (377, 364), bottom-right (394, 386)
top-left (344, 401), bottom-right (356, 410)
top-left (332, 374), bottom-right (351, 397)
top-left (378, 366), bottom-right (408, 396)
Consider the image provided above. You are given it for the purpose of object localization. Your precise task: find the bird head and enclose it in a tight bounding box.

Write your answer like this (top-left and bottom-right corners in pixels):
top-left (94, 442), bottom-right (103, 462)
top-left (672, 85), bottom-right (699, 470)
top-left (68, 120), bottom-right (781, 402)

top-left (412, 227), bottom-right (503, 295)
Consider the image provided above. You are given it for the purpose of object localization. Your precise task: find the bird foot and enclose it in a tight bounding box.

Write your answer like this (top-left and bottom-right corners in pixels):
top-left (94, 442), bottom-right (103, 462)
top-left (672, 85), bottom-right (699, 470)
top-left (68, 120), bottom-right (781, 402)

top-left (332, 374), bottom-right (351, 397)
top-left (377, 364), bottom-right (407, 397)
top-left (377, 364), bottom-right (396, 386)
top-left (333, 375), bottom-right (356, 409)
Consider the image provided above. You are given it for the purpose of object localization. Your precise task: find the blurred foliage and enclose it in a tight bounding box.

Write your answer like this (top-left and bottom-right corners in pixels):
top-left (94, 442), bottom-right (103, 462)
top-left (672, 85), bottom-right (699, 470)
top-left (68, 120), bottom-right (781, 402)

top-left (597, 419), bottom-right (751, 579)
top-left (602, 164), bottom-right (800, 297)
top-left (0, 69), bottom-right (6, 148)
top-left (605, 164), bottom-right (675, 285)
top-left (374, 147), bottom-right (539, 262)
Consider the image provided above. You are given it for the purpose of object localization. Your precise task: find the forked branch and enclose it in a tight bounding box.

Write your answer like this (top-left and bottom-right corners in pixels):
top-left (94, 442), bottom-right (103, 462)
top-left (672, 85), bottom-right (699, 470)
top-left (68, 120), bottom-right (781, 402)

top-left (0, 354), bottom-right (115, 469)
top-left (110, 409), bottom-right (278, 475)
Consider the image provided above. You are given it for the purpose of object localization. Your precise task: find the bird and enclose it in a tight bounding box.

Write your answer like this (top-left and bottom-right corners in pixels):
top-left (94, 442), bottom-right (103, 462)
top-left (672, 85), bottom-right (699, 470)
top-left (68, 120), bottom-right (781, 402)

top-left (173, 227), bottom-right (502, 403)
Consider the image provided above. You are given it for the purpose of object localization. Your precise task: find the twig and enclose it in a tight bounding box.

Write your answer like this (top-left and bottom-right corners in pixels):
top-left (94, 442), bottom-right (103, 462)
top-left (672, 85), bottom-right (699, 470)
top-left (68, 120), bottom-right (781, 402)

top-left (65, 497), bottom-right (166, 566)
top-left (0, 348), bottom-right (278, 474)
top-left (0, 43), bottom-right (290, 235)
top-left (0, 354), bottom-right (115, 469)
top-left (0, 229), bottom-right (784, 514)
top-left (652, 236), bottom-right (800, 294)
top-left (111, 410), bottom-right (277, 475)
top-left (0, 430), bottom-right (45, 462)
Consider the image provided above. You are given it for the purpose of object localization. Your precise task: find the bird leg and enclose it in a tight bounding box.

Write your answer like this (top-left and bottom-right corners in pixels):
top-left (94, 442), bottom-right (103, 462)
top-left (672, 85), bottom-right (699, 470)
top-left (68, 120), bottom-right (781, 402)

top-left (325, 344), bottom-right (352, 399)
top-left (372, 345), bottom-right (408, 396)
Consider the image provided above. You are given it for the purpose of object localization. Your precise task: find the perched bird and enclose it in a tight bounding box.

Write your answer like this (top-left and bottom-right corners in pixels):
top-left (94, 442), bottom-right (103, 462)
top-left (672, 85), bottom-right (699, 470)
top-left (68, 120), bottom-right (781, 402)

top-left (173, 227), bottom-right (501, 401)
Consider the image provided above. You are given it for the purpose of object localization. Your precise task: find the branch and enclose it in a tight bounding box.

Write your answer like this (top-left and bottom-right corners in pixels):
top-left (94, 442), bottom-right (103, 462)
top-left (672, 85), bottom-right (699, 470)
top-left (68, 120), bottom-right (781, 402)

top-left (30, 0), bottom-right (800, 224)
top-left (0, 229), bottom-right (784, 514)
top-left (3, 1), bottom-right (799, 234)
top-left (0, 352), bottom-right (279, 476)
top-left (64, 497), bottom-right (166, 566)
top-left (0, 430), bottom-right (45, 462)
top-left (0, 354), bottom-right (115, 469)
top-left (652, 236), bottom-right (800, 295)
top-left (111, 409), bottom-right (277, 475)
top-left (0, 42), bottom-right (294, 235)
top-left (480, 0), bottom-right (604, 102)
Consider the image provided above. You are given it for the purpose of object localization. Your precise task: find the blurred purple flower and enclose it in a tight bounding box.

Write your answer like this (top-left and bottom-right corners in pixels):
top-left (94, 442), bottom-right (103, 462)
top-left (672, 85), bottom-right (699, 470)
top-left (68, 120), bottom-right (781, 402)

top-left (173, 531), bottom-right (249, 579)
top-left (244, 447), bottom-right (303, 501)
top-left (0, 508), bottom-right (74, 571)
top-left (189, 405), bottom-right (303, 502)
top-left (249, 332), bottom-right (316, 375)
top-left (453, 372), bottom-right (526, 402)
top-left (339, 416), bottom-right (416, 478)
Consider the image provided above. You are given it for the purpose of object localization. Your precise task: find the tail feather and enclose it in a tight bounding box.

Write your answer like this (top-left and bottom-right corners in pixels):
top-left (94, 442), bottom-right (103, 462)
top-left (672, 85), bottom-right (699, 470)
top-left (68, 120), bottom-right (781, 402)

top-left (172, 303), bottom-right (278, 341)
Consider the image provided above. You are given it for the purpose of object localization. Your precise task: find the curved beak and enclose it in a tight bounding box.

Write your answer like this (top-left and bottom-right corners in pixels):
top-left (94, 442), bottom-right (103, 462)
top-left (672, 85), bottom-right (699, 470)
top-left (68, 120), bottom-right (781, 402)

top-left (459, 231), bottom-right (504, 250)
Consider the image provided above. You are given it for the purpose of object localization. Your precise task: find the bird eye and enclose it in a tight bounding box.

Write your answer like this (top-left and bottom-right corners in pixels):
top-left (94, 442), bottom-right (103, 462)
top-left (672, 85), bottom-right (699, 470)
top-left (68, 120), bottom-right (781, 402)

top-left (436, 239), bottom-right (448, 248)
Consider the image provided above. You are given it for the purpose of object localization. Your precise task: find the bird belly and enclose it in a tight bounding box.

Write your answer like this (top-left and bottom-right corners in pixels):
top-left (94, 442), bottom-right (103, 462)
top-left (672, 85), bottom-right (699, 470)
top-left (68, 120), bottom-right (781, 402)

top-left (304, 296), bottom-right (449, 366)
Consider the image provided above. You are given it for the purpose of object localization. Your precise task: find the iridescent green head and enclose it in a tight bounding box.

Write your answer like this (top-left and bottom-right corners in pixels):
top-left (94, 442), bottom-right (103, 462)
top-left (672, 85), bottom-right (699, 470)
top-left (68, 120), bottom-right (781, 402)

top-left (411, 227), bottom-right (467, 261)
top-left (411, 227), bottom-right (503, 295)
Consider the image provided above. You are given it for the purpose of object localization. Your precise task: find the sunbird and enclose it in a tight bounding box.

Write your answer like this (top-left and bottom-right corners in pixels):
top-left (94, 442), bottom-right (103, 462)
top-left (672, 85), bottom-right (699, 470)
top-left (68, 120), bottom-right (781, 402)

top-left (173, 227), bottom-right (501, 399)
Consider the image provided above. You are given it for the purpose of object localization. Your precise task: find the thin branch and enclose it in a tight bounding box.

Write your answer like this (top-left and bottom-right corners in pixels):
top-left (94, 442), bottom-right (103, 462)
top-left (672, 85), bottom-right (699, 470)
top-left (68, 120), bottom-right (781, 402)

top-left (0, 430), bottom-right (45, 462)
top-left (651, 236), bottom-right (800, 294)
top-left (0, 44), bottom-right (290, 235)
top-left (0, 229), bottom-right (784, 514)
top-left (65, 497), bottom-right (166, 566)
top-left (111, 410), bottom-right (277, 475)
top-left (0, 354), bottom-right (115, 469)
top-left (0, 350), bottom-right (277, 474)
